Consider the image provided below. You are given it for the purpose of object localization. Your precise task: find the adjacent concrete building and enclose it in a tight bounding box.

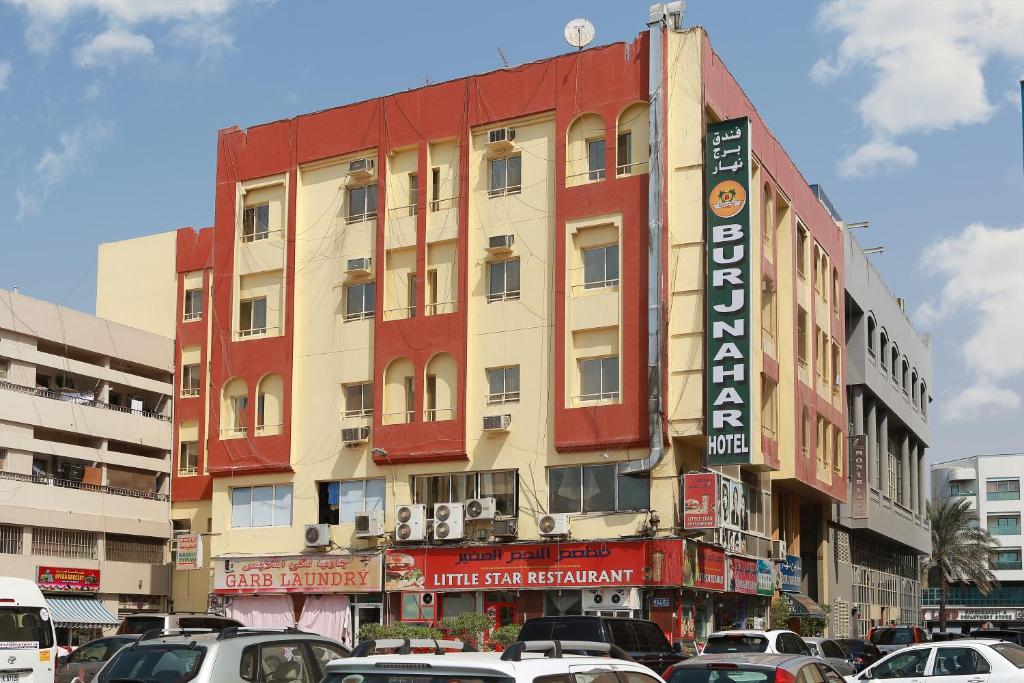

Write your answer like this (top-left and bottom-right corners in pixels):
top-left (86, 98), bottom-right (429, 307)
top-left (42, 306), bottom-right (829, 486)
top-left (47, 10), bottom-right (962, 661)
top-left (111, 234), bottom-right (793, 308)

top-left (829, 225), bottom-right (932, 637)
top-left (0, 288), bottom-right (174, 645)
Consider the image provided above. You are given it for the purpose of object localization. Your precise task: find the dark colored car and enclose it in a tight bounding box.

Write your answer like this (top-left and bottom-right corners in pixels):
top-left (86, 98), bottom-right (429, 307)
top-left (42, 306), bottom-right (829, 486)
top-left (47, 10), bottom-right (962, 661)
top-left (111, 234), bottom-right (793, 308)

top-left (929, 631), bottom-right (968, 642)
top-left (834, 638), bottom-right (883, 672)
top-left (517, 616), bottom-right (686, 673)
top-left (116, 614), bottom-right (243, 635)
top-left (867, 626), bottom-right (930, 654)
top-left (969, 629), bottom-right (1024, 645)
top-left (56, 636), bottom-right (140, 683)
top-left (664, 652), bottom-right (848, 683)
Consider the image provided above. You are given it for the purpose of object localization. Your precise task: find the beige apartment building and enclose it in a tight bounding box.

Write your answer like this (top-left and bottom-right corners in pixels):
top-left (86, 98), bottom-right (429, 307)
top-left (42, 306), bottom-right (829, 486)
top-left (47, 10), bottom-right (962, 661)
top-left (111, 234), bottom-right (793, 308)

top-left (0, 288), bottom-right (174, 646)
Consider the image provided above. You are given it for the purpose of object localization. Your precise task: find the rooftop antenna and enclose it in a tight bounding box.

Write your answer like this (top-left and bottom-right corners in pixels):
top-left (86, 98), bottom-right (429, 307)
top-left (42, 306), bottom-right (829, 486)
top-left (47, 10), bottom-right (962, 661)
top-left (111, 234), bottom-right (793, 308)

top-left (497, 47), bottom-right (509, 68)
top-left (564, 17), bottom-right (595, 50)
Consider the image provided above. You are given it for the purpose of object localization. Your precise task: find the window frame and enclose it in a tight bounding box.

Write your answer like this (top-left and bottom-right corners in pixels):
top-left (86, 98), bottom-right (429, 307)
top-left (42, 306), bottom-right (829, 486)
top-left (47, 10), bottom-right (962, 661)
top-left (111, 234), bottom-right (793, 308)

top-left (181, 363), bottom-right (201, 397)
top-left (487, 258), bottom-right (521, 302)
top-left (578, 355), bottom-right (620, 403)
top-left (411, 470), bottom-right (518, 518)
top-left (346, 184), bottom-right (378, 224)
top-left (487, 154), bottom-right (522, 197)
top-left (586, 137), bottom-right (606, 181)
top-left (183, 288), bottom-right (203, 321)
top-left (178, 440), bottom-right (198, 475)
top-left (230, 484), bottom-right (293, 528)
top-left (238, 297), bottom-right (268, 336)
top-left (241, 203), bottom-right (271, 243)
top-left (547, 463), bottom-right (651, 515)
top-left (486, 365), bottom-right (521, 405)
top-left (320, 478), bottom-right (386, 525)
top-left (581, 243), bottom-right (620, 290)
top-left (616, 130), bottom-right (633, 175)
top-left (343, 382), bottom-right (374, 418)
top-left (344, 281), bottom-right (376, 321)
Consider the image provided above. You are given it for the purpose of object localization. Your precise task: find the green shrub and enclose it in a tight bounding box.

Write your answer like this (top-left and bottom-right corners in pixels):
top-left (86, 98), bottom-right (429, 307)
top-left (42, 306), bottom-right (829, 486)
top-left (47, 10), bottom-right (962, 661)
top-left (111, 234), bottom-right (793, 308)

top-left (490, 623), bottom-right (522, 649)
top-left (438, 612), bottom-right (495, 649)
top-left (357, 621), bottom-right (442, 643)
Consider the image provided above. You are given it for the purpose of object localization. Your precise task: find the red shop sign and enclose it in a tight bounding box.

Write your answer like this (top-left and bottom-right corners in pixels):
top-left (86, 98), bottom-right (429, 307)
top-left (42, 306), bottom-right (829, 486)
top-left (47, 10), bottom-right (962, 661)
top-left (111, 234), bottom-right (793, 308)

top-left (682, 473), bottom-right (718, 529)
top-left (37, 566), bottom-right (100, 593)
top-left (730, 556), bottom-right (757, 594)
top-left (694, 545), bottom-right (726, 591)
top-left (385, 539), bottom-right (682, 591)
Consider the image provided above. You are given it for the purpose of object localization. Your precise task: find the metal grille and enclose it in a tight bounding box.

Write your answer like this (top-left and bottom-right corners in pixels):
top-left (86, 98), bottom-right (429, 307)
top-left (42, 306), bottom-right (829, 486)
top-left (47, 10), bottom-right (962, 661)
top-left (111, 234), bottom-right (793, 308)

top-left (32, 527), bottom-right (97, 559)
top-left (833, 598), bottom-right (850, 639)
top-left (106, 535), bottom-right (166, 564)
top-left (0, 524), bottom-right (22, 554)
top-left (836, 528), bottom-right (851, 564)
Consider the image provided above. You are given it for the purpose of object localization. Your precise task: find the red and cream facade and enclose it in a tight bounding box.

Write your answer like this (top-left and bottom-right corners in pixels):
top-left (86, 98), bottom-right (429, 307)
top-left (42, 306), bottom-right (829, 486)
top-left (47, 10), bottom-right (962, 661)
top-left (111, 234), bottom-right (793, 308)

top-left (98, 12), bottom-right (849, 645)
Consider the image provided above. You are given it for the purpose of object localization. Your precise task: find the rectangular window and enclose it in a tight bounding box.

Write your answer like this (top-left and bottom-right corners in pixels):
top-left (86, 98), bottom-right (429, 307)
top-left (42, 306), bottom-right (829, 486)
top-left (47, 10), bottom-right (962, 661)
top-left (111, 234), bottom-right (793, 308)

top-left (344, 282), bottom-right (375, 321)
top-left (178, 441), bottom-right (198, 475)
top-left (797, 308), bottom-right (809, 369)
top-left (319, 478), bottom-right (386, 525)
top-left (987, 479), bottom-right (1021, 501)
top-left (582, 244), bottom-right (619, 289)
top-left (486, 366), bottom-right (520, 404)
top-left (408, 173), bottom-right (418, 216)
top-left (407, 273), bottom-right (417, 317)
top-left (239, 297), bottom-right (267, 336)
top-left (797, 226), bottom-right (808, 279)
top-left (617, 131), bottom-right (632, 174)
top-left (425, 374), bottom-right (437, 421)
top-left (587, 138), bottom-right (606, 181)
top-left (343, 382), bottom-right (373, 418)
top-left (488, 155), bottom-right (522, 197)
top-left (761, 376), bottom-right (777, 441)
top-left (430, 167), bottom-right (441, 211)
top-left (548, 465), bottom-right (650, 514)
top-left (579, 355), bottom-right (619, 402)
top-left (412, 471), bottom-right (518, 517)
top-left (241, 203), bottom-right (270, 242)
top-left (230, 396), bottom-right (247, 432)
top-left (426, 269), bottom-right (438, 313)
top-left (230, 485), bottom-right (292, 528)
top-left (183, 288), bottom-right (203, 321)
top-left (181, 364), bottom-right (200, 397)
top-left (487, 258), bottom-right (520, 302)
top-left (988, 515), bottom-right (1021, 536)
top-left (346, 184), bottom-right (378, 223)
top-left (994, 549), bottom-right (1023, 570)
top-left (404, 377), bottom-right (415, 423)
top-left (0, 358), bottom-right (9, 379)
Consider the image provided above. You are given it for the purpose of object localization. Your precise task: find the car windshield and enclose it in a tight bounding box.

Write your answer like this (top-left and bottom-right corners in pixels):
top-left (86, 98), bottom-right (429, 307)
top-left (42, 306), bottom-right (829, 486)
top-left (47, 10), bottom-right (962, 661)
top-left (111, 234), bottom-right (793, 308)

top-left (838, 640), bottom-right (867, 656)
top-left (0, 607), bottom-right (55, 648)
top-left (100, 645), bottom-right (204, 683)
top-left (871, 629), bottom-right (912, 645)
top-left (992, 643), bottom-right (1024, 668)
top-left (703, 635), bottom-right (770, 654)
top-left (118, 617), bottom-right (165, 635)
top-left (518, 621), bottom-right (603, 642)
top-left (667, 667), bottom-right (774, 683)
top-left (325, 675), bottom-right (514, 683)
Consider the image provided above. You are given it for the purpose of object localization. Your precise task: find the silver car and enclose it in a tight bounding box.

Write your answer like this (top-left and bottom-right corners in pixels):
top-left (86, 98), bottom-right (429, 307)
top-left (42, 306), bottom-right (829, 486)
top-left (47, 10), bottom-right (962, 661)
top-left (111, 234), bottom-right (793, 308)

top-left (96, 627), bottom-right (349, 683)
top-left (804, 637), bottom-right (856, 675)
top-left (56, 636), bottom-right (140, 683)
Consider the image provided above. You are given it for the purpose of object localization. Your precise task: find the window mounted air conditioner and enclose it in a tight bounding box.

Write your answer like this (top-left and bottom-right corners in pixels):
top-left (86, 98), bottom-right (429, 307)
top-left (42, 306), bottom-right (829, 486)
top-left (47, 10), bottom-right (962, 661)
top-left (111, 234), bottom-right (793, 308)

top-left (345, 257), bottom-right (373, 278)
top-left (491, 518), bottom-right (518, 538)
top-left (395, 504), bottom-right (426, 542)
top-left (466, 497), bottom-right (496, 521)
top-left (483, 414), bottom-right (512, 433)
top-left (486, 234), bottom-right (515, 256)
top-left (354, 510), bottom-right (384, 538)
top-left (304, 523), bottom-right (330, 548)
top-left (341, 426), bottom-right (370, 445)
top-left (486, 127), bottom-right (516, 152)
top-left (432, 503), bottom-right (465, 541)
top-left (536, 512), bottom-right (570, 537)
top-left (347, 158), bottom-right (376, 182)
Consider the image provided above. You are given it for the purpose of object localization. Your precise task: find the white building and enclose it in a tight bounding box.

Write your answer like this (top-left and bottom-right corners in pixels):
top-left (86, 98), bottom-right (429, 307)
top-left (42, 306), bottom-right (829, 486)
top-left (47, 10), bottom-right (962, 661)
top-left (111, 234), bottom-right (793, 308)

top-left (0, 288), bottom-right (173, 645)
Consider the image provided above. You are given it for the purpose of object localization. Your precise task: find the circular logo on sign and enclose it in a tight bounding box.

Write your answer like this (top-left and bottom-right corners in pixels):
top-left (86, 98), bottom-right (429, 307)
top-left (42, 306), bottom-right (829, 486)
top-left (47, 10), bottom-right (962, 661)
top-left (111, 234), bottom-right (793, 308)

top-left (39, 608), bottom-right (49, 622)
top-left (709, 180), bottom-right (746, 219)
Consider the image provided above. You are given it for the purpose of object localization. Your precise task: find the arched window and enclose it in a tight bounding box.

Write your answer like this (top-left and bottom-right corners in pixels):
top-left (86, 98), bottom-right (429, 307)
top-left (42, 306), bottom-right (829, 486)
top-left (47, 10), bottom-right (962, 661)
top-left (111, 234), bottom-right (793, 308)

top-left (867, 315), bottom-right (877, 358)
top-left (424, 352), bottom-right (457, 422)
top-left (901, 358), bottom-right (910, 394)
top-left (256, 373), bottom-right (284, 436)
top-left (763, 184), bottom-right (774, 257)
top-left (801, 408), bottom-right (810, 459)
top-left (890, 344), bottom-right (899, 381)
top-left (566, 113), bottom-right (607, 187)
top-left (813, 246), bottom-right (821, 295)
top-left (383, 357), bottom-right (415, 425)
top-left (920, 382), bottom-right (928, 418)
top-left (832, 267), bottom-right (840, 315)
top-left (221, 377), bottom-right (248, 439)
top-left (911, 369), bottom-right (919, 405)
top-left (880, 330), bottom-right (889, 370)
top-left (615, 103), bottom-right (648, 176)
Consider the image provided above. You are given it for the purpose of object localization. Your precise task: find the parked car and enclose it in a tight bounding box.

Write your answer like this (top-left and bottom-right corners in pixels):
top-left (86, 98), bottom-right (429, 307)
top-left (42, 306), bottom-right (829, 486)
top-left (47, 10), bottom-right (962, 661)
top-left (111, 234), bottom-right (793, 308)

top-left (702, 630), bottom-right (812, 656)
top-left (804, 637), bottom-right (856, 675)
top-left (56, 635), bottom-right (140, 683)
top-left (929, 632), bottom-right (967, 642)
top-left (867, 626), bottom-right (930, 654)
top-left (116, 613), bottom-right (243, 635)
top-left (664, 652), bottom-right (848, 683)
top-left (96, 627), bottom-right (349, 683)
top-left (517, 615), bottom-right (686, 673)
top-left (848, 639), bottom-right (1024, 683)
top-left (969, 629), bottom-right (1024, 646)
top-left (834, 638), bottom-right (883, 672)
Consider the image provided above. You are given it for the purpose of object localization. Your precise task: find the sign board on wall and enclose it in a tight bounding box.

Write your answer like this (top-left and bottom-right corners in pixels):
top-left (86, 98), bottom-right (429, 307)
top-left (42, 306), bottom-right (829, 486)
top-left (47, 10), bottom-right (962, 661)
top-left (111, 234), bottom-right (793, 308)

top-left (37, 566), bottom-right (100, 592)
top-left (694, 544), bottom-right (726, 591)
top-left (682, 473), bottom-right (718, 529)
top-left (384, 540), bottom-right (683, 591)
top-left (174, 534), bottom-right (203, 570)
top-left (850, 435), bottom-right (869, 519)
top-left (729, 556), bottom-right (758, 594)
top-left (705, 117), bottom-right (753, 466)
top-left (756, 559), bottom-right (774, 596)
top-left (214, 554), bottom-right (381, 593)
top-left (780, 554), bottom-right (802, 593)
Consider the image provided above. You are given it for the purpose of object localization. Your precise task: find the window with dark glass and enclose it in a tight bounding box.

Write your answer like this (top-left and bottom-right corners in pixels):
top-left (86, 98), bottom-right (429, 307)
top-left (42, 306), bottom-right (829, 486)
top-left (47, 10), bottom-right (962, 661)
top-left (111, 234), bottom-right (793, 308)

top-left (346, 184), bottom-right (378, 223)
top-left (488, 155), bottom-right (522, 197)
top-left (587, 138), bottom-right (606, 181)
top-left (548, 464), bottom-right (650, 514)
top-left (579, 355), bottom-right (619, 402)
top-left (487, 258), bottom-right (520, 302)
top-left (241, 203), bottom-right (270, 242)
top-left (582, 244), bottom-right (619, 289)
top-left (344, 282), bottom-right (375, 321)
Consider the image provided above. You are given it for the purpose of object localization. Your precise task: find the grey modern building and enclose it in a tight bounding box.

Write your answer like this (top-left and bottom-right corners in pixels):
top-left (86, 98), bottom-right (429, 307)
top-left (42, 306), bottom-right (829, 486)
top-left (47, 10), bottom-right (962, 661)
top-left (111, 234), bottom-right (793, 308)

top-left (823, 206), bottom-right (932, 637)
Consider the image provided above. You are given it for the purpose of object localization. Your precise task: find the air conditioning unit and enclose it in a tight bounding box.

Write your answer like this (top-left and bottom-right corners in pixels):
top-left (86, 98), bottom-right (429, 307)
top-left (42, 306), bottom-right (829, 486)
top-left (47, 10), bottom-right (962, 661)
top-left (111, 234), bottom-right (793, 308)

top-left (483, 414), bottom-right (512, 433)
top-left (304, 524), bottom-right (330, 548)
top-left (342, 426), bottom-right (370, 445)
top-left (771, 539), bottom-right (787, 561)
top-left (466, 497), bottom-right (497, 521)
top-left (433, 503), bottom-right (465, 541)
top-left (486, 234), bottom-right (515, 255)
top-left (395, 504), bottom-right (427, 542)
top-left (487, 127), bottom-right (516, 151)
top-left (345, 257), bottom-right (372, 277)
top-left (492, 518), bottom-right (518, 538)
top-left (537, 512), bottom-right (570, 537)
top-left (347, 158), bottom-right (375, 181)
top-left (354, 510), bottom-right (384, 538)
top-left (582, 588), bottom-right (640, 612)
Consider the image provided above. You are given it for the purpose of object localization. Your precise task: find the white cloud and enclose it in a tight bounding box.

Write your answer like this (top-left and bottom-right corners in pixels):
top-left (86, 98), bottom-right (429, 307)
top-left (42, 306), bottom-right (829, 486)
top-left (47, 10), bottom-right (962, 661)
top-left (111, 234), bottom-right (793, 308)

top-left (15, 121), bottom-right (113, 220)
top-left (838, 137), bottom-right (917, 178)
top-left (83, 81), bottom-right (102, 100)
top-left (915, 223), bottom-right (1024, 420)
top-left (813, 0), bottom-right (1024, 177)
top-left (169, 19), bottom-right (235, 64)
top-left (0, 61), bottom-right (10, 91)
top-left (73, 26), bottom-right (154, 68)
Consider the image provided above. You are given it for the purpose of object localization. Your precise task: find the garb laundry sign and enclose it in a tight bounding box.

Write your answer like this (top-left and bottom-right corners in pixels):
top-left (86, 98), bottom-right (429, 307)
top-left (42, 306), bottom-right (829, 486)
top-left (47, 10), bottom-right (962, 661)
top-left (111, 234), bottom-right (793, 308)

top-left (705, 117), bottom-right (753, 466)
top-left (214, 554), bottom-right (382, 593)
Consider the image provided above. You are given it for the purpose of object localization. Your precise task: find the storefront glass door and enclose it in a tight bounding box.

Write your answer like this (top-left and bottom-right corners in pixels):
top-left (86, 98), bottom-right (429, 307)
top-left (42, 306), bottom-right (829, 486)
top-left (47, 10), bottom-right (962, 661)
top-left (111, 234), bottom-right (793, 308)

top-left (353, 604), bottom-right (381, 642)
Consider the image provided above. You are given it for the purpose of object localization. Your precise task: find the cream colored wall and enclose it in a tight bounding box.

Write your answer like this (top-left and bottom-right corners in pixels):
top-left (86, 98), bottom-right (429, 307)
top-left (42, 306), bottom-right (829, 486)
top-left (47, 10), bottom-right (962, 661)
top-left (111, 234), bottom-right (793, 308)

top-left (427, 141), bottom-right (459, 239)
top-left (616, 103), bottom-right (650, 176)
top-left (383, 247), bottom-right (416, 320)
top-left (171, 500), bottom-right (213, 613)
top-left (565, 113), bottom-right (605, 187)
top-left (426, 240), bottom-right (457, 314)
top-left (96, 231), bottom-right (178, 339)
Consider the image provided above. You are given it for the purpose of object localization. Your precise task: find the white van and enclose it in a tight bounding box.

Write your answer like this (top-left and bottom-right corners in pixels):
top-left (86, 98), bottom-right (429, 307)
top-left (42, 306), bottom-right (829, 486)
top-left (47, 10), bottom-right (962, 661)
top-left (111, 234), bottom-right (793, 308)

top-left (0, 577), bottom-right (57, 683)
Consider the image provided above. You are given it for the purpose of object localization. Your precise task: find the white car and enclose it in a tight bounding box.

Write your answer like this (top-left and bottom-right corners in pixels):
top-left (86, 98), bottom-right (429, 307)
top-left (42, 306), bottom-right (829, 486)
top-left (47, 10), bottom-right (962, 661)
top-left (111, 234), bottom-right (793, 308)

top-left (702, 630), bottom-right (813, 656)
top-left (326, 638), bottom-right (669, 683)
top-left (847, 639), bottom-right (1024, 683)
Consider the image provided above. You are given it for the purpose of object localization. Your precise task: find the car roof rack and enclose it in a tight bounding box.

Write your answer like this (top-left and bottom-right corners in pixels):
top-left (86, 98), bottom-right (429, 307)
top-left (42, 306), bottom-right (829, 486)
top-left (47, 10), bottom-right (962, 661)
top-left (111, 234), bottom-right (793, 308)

top-left (350, 639), bottom-right (477, 657)
top-left (500, 640), bottom-right (634, 662)
top-left (217, 627), bottom-right (308, 641)
top-left (135, 628), bottom-right (214, 644)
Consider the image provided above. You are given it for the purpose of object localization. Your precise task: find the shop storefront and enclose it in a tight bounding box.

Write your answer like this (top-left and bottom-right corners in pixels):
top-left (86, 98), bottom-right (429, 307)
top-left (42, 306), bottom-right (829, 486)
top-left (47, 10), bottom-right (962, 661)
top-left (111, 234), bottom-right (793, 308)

top-left (213, 552), bottom-right (382, 646)
top-left (921, 608), bottom-right (1024, 632)
top-left (37, 566), bottom-right (120, 646)
top-left (778, 554), bottom-right (826, 628)
top-left (713, 556), bottom-right (772, 631)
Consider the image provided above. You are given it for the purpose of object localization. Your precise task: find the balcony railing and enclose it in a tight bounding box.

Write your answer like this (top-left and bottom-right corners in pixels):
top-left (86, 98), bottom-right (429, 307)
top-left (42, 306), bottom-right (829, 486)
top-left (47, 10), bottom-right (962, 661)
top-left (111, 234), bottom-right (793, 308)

top-left (988, 491), bottom-right (1021, 501)
top-left (992, 561), bottom-right (1023, 571)
top-left (991, 525), bottom-right (1022, 536)
top-left (0, 380), bottom-right (170, 422)
top-left (0, 469), bottom-right (168, 501)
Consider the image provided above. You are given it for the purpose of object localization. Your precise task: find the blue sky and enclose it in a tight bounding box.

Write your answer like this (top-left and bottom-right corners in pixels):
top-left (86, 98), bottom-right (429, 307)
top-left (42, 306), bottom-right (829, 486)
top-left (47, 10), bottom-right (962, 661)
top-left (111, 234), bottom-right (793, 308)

top-left (1, 0), bottom-right (1021, 464)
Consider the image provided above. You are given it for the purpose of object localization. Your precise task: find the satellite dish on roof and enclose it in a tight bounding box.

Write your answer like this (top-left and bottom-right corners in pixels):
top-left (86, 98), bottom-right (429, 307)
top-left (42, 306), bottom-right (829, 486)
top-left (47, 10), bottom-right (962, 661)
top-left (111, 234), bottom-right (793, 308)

top-left (564, 17), bottom-right (595, 50)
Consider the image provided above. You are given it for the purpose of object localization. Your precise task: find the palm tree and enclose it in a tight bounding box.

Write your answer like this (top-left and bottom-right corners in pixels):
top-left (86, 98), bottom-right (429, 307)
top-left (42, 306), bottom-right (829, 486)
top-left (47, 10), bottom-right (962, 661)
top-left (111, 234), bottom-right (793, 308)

top-left (922, 497), bottom-right (999, 632)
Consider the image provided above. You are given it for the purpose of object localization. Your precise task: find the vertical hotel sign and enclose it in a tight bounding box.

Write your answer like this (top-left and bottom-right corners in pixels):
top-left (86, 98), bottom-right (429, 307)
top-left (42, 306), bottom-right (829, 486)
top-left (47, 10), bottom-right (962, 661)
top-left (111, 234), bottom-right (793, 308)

top-left (850, 435), bottom-right (868, 519)
top-left (705, 117), bottom-right (752, 465)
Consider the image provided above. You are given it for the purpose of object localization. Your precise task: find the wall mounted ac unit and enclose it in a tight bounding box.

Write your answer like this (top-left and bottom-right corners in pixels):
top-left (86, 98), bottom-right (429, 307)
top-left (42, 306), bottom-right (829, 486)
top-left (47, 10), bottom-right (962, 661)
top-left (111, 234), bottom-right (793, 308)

top-left (485, 234), bottom-right (515, 255)
top-left (354, 510), bottom-right (384, 538)
top-left (466, 497), bottom-right (496, 521)
top-left (342, 426), bottom-right (370, 445)
top-left (492, 518), bottom-right (518, 538)
top-left (304, 523), bottom-right (330, 548)
top-left (347, 158), bottom-right (375, 181)
top-left (582, 587), bottom-right (639, 611)
top-left (483, 414), bottom-right (512, 433)
top-left (537, 512), bottom-right (570, 537)
top-left (433, 502), bottom-right (465, 541)
top-left (395, 504), bottom-right (426, 542)
top-left (345, 257), bottom-right (372, 277)
top-left (487, 127), bottom-right (516, 151)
